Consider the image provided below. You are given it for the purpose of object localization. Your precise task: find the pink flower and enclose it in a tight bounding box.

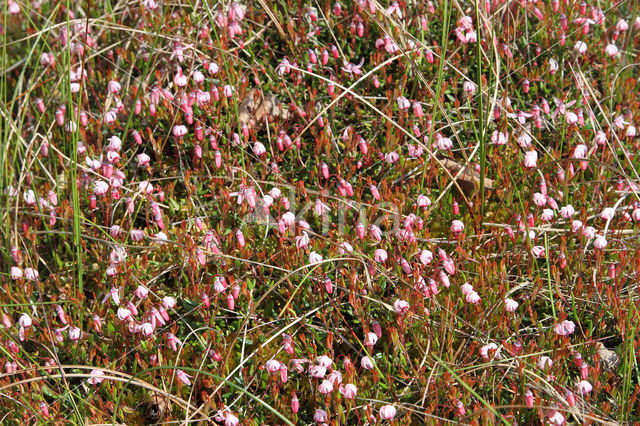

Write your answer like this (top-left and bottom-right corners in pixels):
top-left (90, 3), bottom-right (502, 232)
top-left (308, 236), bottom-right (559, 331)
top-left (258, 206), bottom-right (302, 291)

top-left (265, 359), bottom-right (281, 373)
top-left (316, 355), bottom-right (333, 368)
top-left (130, 229), bottom-right (145, 241)
top-left (491, 131), bottom-right (508, 145)
top-left (341, 58), bottom-right (365, 75)
top-left (167, 333), bottom-right (182, 351)
top-left (417, 194), bottom-right (431, 208)
top-left (538, 355), bottom-right (553, 369)
top-left (295, 232), bottom-right (310, 249)
top-left (385, 151), bottom-right (400, 164)
top-left (461, 283), bottom-right (474, 295)
top-left (10, 267), bottom-right (23, 280)
top-left (393, 299), bottom-right (410, 314)
top-left (369, 225), bottom-right (382, 241)
top-left (531, 246), bottom-right (546, 258)
top-left (339, 383), bottom-right (357, 399)
top-left (87, 369), bottom-right (105, 384)
top-left (450, 220), bottom-right (464, 233)
top-left (397, 96), bottom-right (410, 110)
top-left (436, 134), bottom-right (453, 150)
top-left (565, 111), bottom-right (578, 124)
top-left (318, 379), bottom-right (334, 394)
top-left (626, 125), bottom-right (637, 138)
top-left (225, 414), bottom-right (239, 426)
top-left (176, 369), bottom-right (193, 385)
top-left (374, 249), bottom-right (387, 263)
top-left (136, 285), bottom-right (149, 299)
top-left (582, 226), bottom-right (596, 239)
top-left (560, 205), bottom-right (575, 218)
top-left (547, 409), bottom-right (565, 425)
top-left (380, 405), bottom-right (397, 420)
top-left (524, 389), bottom-right (534, 407)
top-left (524, 150), bottom-right (538, 168)
top-left (480, 343), bottom-right (501, 360)
top-left (253, 142), bottom-right (266, 155)
top-left (308, 251), bottom-right (323, 264)
top-left (137, 153), bottom-right (150, 167)
top-left (463, 81), bottom-right (477, 96)
top-left (173, 125), bottom-right (187, 137)
top-left (365, 332), bottom-right (378, 347)
top-left (108, 80), bottom-right (121, 94)
top-left (361, 356), bottom-right (374, 370)
top-left (504, 298), bottom-right (519, 312)
top-left (24, 268), bottom-right (39, 281)
top-left (140, 322), bottom-right (154, 336)
top-left (593, 235), bottom-right (607, 249)
top-left (574, 41), bottom-right (587, 54)
top-left (314, 409), bottom-right (328, 423)
top-left (554, 320), bottom-right (576, 336)
top-left (576, 380), bottom-right (592, 395)
top-left (466, 291), bottom-right (481, 304)
top-left (419, 249), bottom-right (433, 265)
top-left (309, 365), bottom-right (327, 378)
top-left (616, 19), bottom-right (629, 31)
top-left (605, 44), bottom-right (618, 57)
top-left (541, 209), bottom-right (554, 222)
top-left (600, 207), bottom-right (615, 220)
top-left (18, 314), bottom-right (32, 328)
top-left (116, 307), bottom-right (131, 321)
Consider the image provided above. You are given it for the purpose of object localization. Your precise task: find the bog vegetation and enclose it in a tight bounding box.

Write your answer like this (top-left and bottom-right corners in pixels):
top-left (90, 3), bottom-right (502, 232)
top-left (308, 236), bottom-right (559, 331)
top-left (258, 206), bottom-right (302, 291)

top-left (1, 0), bottom-right (640, 424)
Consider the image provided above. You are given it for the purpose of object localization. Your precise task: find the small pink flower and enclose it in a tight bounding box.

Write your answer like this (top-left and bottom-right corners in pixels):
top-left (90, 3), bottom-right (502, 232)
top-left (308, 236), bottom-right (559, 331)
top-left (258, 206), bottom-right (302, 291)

top-left (10, 267), bottom-right (23, 280)
top-left (576, 380), bottom-right (592, 395)
top-left (374, 249), bottom-right (388, 263)
top-left (339, 383), bottom-right (357, 399)
top-left (137, 153), bottom-right (150, 167)
top-left (173, 125), bottom-right (187, 137)
top-left (538, 355), bottom-right (553, 369)
top-left (24, 268), bottom-right (39, 281)
top-left (176, 369), bottom-right (193, 385)
top-left (531, 246), bottom-right (546, 258)
top-left (318, 379), bottom-right (334, 394)
top-left (417, 194), bottom-right (431, 208)
top-left (361, 356), bottom-right (374, 370)
top-left (524, 389), bottom-right (534, 407)
top-left (605, 44), bottom-right (618, 57)
top-left (593, 235), bottom-right (607, 249)
top-left (463, 81), bottom-right (477, 96)
top-left (574, 40), bottom-right (587, 54)
top-left (108, 80), bottom-right (121, 94)
top-left (314, 409), bottom-right (328, 423)
top-left (393, 299), bottom-right (410, 314)
top-left (560, 205), bottom-right (575, 218)
top-left (308, 251), bottom-right (323, 264)
top-left (466, 291), bottom-right (481, 304)
top-left (554, 320), bottom-right (576, 336)
top-left (419, 249), bottom-right (433, 265)
top-left (600, 207), bottom-right (615, 220)
top-left (380, 405), bottom-right (397, 420)
top-left (524, 150), bottom-right (538, 168)
top-left (504, 298), bottom-right (519, 312)
top-left (491, 131), bottom-right (508, 145)
top-left (541, 209), bottom-right (554, 222)
top-left (265, 359), bottom-right (281, 373)
top-left (450, 220), bottom-right (464, 233)
top-left (87, 369), bottom-right (105, 384)
top-left (461, 283), bottom-right (474, 295)
top-left (480, 343), bottom-right (500, 360)
top-left (396, 96), bottom-right (410, 110)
